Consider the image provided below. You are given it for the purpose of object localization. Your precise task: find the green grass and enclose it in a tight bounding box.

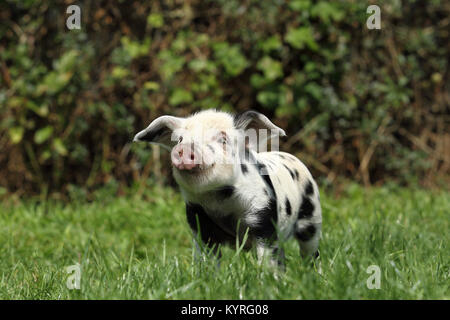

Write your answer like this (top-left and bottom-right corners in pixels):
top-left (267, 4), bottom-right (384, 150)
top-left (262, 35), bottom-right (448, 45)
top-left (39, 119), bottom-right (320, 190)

top-left (0, 185), bottom-right (448, 299)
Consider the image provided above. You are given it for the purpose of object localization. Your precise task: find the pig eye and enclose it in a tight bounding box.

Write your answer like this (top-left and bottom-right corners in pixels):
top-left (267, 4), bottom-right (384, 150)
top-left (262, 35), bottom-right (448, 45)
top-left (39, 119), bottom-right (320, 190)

top-left (178, 136), bottom-right (183, 143)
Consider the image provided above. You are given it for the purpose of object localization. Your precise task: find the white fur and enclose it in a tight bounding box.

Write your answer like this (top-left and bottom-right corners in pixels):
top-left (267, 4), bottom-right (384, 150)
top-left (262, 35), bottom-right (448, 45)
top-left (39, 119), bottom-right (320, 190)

top-left (134, 110), bottom-right (322, 265)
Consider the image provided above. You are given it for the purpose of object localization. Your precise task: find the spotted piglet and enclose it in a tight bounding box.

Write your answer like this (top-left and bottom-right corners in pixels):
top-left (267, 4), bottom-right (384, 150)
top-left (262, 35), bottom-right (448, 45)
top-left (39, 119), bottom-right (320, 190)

top-left (133, 110), bottom-right (322, 267)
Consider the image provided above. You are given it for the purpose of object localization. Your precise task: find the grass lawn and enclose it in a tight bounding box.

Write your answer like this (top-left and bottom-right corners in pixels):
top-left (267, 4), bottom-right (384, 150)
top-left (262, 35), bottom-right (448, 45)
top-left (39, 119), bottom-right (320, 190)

top-left (0, 184), bottom-right (448, 299)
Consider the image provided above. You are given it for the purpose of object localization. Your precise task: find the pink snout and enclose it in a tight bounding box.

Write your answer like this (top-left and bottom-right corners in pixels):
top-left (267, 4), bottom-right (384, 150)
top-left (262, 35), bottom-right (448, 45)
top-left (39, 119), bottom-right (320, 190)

top-left (171, 144), bottom-right (200, 171)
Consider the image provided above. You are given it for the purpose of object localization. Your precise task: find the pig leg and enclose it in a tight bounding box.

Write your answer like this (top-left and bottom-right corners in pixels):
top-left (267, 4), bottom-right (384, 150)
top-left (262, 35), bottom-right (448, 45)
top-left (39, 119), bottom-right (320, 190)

top-left (256, 241), bottom-right (286, 270)
top-left (186, 203), bottom-right (231, 263)
top-left (295, 221), bottom-right (321, 258)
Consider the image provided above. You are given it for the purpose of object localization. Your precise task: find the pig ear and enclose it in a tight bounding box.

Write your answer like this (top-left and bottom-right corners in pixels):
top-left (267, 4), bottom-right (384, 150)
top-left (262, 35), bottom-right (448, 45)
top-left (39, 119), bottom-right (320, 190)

top-left (234, 110), bottom-right (286, 137)
top-left (133, 116), bottom-right (183, 150)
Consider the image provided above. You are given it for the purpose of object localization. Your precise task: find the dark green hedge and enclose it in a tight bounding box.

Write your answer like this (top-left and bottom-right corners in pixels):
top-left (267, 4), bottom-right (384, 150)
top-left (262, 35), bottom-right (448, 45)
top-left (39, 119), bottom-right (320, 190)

top-left (0, 0), bottom-right (448, 196)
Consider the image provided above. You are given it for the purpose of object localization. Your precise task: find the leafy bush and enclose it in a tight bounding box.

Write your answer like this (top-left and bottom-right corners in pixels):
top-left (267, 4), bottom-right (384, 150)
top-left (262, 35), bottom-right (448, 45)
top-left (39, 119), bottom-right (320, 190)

top-left (0, 0), bottom-right (448, 196)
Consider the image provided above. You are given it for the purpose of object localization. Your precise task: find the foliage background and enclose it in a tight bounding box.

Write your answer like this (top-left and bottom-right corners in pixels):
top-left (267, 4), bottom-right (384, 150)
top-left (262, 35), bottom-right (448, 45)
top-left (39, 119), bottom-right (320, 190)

top-left (0, 0), bottom-right (449, 198)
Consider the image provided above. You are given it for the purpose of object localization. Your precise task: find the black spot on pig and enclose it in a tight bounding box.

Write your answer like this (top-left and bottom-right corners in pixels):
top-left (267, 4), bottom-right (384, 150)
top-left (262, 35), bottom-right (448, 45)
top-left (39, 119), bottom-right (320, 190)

top-left (295, 224), bottom-right (316, 242)
top-left (283, 164), bottom-right (295, 180)
top-left (305, 180), bottom-right (314, 196)
top-left (285, 198), bottom-right (292, 216)
top-left (216, 186), bottom-right (235, 199)
top-left (298, 195), bottom-right (314, 219)
top-left (251, 170), bottom-right (278, 242)
top-left (186, 203), bottom-right (234, 247)
top-left (251, 197), bottom-right (277, 242)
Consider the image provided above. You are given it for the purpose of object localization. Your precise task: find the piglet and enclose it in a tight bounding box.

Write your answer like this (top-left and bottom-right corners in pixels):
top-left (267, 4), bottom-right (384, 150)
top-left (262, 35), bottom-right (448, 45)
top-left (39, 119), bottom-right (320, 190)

top-left (133, 110), bottom-right (322, 267)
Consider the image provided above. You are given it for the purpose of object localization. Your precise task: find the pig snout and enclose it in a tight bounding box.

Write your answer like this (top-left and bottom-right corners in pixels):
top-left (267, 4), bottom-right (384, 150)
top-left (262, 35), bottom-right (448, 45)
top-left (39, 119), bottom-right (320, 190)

top-left (171, 143), bottom-right (201, 171)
